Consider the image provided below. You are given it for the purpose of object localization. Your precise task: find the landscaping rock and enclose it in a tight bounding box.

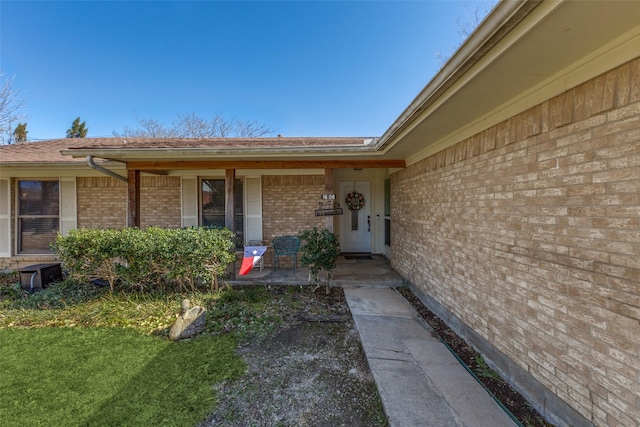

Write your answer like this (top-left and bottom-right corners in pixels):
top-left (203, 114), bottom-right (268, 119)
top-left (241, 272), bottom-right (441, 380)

top-left (169, 299), bottom-right (207, 340)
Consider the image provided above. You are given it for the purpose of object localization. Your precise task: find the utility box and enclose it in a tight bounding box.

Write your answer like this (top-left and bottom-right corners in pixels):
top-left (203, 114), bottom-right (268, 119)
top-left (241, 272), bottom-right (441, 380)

top-left (19, 263), bottom-right (63, 293)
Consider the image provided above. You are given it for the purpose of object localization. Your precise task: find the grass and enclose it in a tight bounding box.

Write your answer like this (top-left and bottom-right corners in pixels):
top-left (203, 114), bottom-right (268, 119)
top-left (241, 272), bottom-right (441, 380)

top-left (0, 328), bottom-right (242, 427)
top-left (474, 356), bottom-right (504, 382)
top-left (0, 274), bottom-right (289, 427)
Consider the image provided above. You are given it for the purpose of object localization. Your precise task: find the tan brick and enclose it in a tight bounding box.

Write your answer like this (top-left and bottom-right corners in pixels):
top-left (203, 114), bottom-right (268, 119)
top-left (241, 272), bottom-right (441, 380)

top-left (606, 206), bottom-right (640, 218)
top-left (607, 153), bottom-right (640, 169)
top-left (593, 194), bottom-right (640, 207)
top-left (77, 176), bottom-right (180, 229)
top-left (566, 183), bottom-right (607, 196)
top-left (593, 168), bottom-right (640, 183)
top-left (391, 58), bottom-right (640, 426)
top-left (77, 177), bottom-right (127, 228)
top-left (601, 230), bottom-right (640, 246)
top-left (610, 254), bottom-right (640, 270)
top-left (262, 175), bottom-right (325, 257)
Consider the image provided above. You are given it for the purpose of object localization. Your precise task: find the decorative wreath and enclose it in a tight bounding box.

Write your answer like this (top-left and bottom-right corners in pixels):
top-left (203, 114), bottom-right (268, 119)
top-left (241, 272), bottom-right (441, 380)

top-left (345, 191), bottom-right (365, 211)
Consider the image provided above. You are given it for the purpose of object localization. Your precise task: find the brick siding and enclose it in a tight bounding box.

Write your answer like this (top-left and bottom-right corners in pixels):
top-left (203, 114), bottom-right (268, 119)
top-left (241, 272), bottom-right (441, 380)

top-left (77, 176), bottom-right (181, 229)
top-left (262, 175), bottom-right (325, 267)
top-left (77, 177), bottom-right (126, 229)
top-left (139, 176), bottom-right (181, 228)
top-left (391, 57), bottom-right (640, 426)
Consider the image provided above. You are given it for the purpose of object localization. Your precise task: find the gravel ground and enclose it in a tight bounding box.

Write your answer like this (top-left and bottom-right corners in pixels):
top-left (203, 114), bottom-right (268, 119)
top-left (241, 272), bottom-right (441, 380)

top-left (201, 286), bottom-right (387, 427)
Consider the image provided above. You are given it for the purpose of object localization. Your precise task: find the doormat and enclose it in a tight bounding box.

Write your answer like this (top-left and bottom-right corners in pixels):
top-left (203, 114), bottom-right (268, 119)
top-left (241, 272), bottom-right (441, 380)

top-left (343, 255), bottom-right (373, 260)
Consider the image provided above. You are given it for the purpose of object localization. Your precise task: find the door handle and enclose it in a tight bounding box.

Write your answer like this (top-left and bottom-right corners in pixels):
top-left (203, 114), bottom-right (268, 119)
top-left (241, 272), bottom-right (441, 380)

top-left (367, 215), bottom-right (370, 232)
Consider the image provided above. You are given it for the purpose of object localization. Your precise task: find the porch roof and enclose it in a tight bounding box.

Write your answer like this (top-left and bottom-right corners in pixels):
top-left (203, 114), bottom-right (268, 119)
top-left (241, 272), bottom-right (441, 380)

top-left (1, 136), bottom-right (402, 168)
top-left (59, 136), bottom-right (393, 164)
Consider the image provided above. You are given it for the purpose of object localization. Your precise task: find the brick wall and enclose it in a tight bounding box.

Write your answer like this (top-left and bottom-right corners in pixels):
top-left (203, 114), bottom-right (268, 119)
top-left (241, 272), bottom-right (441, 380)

top-left (139, 176), bottom-right (181, 228)
top-left (77, 177), bottom-right (127, 229)
top-left (391, 57), bottom-right (640, 426)
top-left (262, 175), bottom-right (325, 267)
top-left (77, 176), bottom-right (181, 229)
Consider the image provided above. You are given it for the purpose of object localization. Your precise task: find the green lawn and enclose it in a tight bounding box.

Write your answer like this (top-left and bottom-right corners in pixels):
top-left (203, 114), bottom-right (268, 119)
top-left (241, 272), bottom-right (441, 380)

top-left (0, 328), bottom-right (244, 427)
top-left (0, 277), bottom-right (285, 427)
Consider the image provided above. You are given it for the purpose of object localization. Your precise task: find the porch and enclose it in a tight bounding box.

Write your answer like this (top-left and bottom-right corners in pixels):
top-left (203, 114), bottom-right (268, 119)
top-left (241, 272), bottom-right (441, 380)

top-left (229, 254), bottom-right (404, 288)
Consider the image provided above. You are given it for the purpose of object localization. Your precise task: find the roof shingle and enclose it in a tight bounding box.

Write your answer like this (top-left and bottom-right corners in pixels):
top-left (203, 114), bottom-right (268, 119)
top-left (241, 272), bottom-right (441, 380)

top-left (0, 137), bottom-right (373, 164)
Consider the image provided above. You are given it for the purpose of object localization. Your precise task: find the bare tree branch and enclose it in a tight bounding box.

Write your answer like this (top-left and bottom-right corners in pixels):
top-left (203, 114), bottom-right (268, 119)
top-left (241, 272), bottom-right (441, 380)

top-left (115, 113), bottom-right (178, 138)
top-left (233, 118), bottom-right (275, 138)
top-left (434, 1), bottom-right (497, 67)
top-left (114, 112), bottom-right (275, 138)
top-left (0, 72), bottom-right (26, 144)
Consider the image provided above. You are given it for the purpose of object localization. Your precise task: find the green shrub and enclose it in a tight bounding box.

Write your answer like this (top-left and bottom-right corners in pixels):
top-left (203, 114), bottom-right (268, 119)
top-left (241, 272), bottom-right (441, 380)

top-left (298, 226), bottom-right (340, 288)
top-left (0, 271), bottom-right (18, 286)
top-left (0, 283), bottom-right (23, 302)
top-left (53, 227), bottom-right (236, 292)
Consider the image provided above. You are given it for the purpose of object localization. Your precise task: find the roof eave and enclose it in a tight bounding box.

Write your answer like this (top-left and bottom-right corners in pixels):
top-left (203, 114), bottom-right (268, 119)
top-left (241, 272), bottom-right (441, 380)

top-left (375, 0), bottom-right (640, 165)
top-left (375, 0), bottom-right (542, 153)
top-left (0, 161), bottom-right (88, 168)
top-left (60, 145), bottom-right (383, 162)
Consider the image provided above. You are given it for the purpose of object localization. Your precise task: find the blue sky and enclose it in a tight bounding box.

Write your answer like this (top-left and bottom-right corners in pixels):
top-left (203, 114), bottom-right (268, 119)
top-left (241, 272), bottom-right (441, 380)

top-left (1, 1), bottom-right (495, 141)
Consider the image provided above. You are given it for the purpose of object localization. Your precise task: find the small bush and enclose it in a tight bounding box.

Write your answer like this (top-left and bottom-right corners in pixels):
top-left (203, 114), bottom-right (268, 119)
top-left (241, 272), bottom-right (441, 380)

top-left (0, 271), bottom-right (18, 286)
top-left (298, 226), bottom-right (340, 288)
top-left (53, 227), bottom-right (236, 292)
top-left (0, 283), bottom-right (23, 302)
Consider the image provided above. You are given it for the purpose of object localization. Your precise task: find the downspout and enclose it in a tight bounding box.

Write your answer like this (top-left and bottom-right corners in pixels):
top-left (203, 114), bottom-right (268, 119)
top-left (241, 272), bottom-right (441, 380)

top-left (85, 156), bottom-right (127, 182)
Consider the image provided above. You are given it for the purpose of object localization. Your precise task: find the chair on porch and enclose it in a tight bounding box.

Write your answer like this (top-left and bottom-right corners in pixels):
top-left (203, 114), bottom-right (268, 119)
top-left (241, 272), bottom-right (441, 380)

top-left (271, 236), bottom-right (301, 273)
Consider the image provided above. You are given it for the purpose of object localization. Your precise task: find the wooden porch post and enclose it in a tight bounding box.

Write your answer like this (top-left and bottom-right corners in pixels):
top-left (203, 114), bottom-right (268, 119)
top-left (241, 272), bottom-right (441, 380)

top-left (325, 168), bottom-right (334, 232)
top-left (225, 169), bottom-right (236, 279)
top-left (127, 169), bottom-right (141, 228)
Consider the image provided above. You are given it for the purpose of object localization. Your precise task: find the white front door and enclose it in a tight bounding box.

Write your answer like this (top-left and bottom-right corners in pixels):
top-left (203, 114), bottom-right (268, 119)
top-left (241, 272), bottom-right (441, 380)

top-left (339, 181), bottom-right (371, 253)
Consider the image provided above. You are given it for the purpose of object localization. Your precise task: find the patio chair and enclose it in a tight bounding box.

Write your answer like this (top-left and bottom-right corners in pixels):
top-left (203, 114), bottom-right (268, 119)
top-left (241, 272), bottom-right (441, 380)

top-left (272, 235), bottom-right (301, 273)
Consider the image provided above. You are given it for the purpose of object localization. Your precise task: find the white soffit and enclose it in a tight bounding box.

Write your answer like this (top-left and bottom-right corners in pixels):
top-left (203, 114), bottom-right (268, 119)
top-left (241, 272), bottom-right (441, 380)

top-left (379, 0), bottom-right (640, 165)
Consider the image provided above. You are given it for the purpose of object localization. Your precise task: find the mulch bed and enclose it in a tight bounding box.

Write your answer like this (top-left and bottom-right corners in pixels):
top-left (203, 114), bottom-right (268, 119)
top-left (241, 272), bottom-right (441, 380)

top-left (396, 287), bottom-right (554, 427)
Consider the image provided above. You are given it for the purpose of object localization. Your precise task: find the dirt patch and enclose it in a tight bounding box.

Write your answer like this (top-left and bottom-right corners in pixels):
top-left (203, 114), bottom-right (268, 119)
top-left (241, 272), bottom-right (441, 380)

top-left (202, 284), bottom-right (554, 426)
top-left (202, 286), bottom-right (387, 427)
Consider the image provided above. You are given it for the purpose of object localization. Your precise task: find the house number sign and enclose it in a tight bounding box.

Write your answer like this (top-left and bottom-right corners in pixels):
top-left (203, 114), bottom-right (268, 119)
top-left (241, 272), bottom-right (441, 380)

top-left (315, 194), bottom-right (344, 216)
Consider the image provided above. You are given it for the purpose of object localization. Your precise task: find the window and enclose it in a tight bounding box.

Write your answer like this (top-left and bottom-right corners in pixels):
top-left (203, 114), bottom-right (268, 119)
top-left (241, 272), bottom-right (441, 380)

top-left (18, 180), bottom-right (59, 254)
top-left (201, 178), bottom-right (244, 247)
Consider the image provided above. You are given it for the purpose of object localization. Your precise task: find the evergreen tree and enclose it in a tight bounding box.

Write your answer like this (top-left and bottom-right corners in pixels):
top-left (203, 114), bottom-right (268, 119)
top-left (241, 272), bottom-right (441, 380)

top-left (66, 117), bottom-right (88, 138)
top-left (13, 122), bottom-right (27, 143)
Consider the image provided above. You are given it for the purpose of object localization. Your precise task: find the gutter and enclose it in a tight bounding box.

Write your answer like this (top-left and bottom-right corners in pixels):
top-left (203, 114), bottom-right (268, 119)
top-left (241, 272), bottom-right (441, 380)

top-left (86, 156), bottom-right (127, 182)
top-left (63, 144), bottom-right (380, 157)
top-left (58, 145), bottom-right (386, 163)
top-left (374, 0), bottom-right (543, 152)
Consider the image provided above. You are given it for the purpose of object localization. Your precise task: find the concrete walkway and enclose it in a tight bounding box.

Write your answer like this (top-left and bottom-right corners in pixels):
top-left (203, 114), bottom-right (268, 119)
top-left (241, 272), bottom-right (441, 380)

top-left (344, 287), bottom-right (517, 427)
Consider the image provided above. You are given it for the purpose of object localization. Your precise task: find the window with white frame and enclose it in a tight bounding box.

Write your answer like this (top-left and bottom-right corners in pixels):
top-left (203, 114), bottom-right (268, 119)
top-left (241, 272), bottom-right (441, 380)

top-left (201, 178), bottom-right (244, 247)
top-left (18, 180), bottom-right (59, 254)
